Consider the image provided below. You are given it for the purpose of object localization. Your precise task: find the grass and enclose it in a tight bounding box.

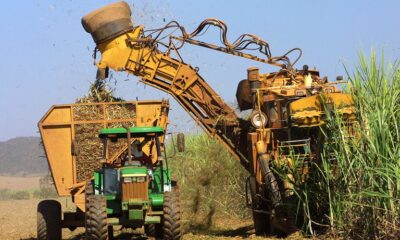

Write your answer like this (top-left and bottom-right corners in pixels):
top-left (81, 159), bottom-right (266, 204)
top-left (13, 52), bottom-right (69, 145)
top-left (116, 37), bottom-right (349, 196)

top-left (167, 134), bottom-right (250, 231)
top-left (0, 187), bottom-right (57, 200)
top-left (326, 51), bottom-right (400, 239)
top-left (168, 51), bottom-right (400, 239)
top-left (281, 51), bottom-right (400, 239)
top-left (32, 187), bottom-right (58, 199)
top-left (0, 189), bottom-right (30, 200)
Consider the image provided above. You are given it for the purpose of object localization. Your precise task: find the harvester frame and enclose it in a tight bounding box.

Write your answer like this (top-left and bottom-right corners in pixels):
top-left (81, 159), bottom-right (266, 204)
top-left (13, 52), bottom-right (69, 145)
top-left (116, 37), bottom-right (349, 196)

top-left (81, 1), bottom-right (355, 236)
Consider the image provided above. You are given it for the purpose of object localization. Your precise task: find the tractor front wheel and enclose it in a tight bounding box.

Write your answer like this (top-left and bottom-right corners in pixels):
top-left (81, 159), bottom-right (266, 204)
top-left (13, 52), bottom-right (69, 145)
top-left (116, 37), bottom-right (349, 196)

top-left (162, 190), bottom-right (182, 240)
top-left (37, 199), bottom-right (62, 240)
top-left (85, 195), bottom-right (109, 240)
top-left (144, 223), bottom-right (163, 239)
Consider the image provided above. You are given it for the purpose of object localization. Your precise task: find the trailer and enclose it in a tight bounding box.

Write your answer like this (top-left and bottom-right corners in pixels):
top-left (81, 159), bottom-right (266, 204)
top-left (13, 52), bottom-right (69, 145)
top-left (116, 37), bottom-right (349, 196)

top-left (37, 100), bottom-right (181, 239)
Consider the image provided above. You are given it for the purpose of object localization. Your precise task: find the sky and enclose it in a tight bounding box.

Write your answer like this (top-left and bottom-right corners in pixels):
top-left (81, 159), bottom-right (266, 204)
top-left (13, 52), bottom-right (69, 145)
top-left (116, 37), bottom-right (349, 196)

top-left (0, 0), bottom-right (400, 141)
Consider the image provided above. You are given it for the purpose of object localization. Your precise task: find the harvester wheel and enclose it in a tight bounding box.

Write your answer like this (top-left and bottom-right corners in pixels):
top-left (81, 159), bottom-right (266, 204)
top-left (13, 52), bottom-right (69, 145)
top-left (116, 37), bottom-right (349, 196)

top-left (85, 195), bottom-right (109, 240)
top-left (248, 176), bottom-right (272, 236)
top-left (37, 200), bottom-right (62, 240)
top-left (162, 189), bottom-right (182, 240)
top-left (252, 209), bottom-right (272, 236)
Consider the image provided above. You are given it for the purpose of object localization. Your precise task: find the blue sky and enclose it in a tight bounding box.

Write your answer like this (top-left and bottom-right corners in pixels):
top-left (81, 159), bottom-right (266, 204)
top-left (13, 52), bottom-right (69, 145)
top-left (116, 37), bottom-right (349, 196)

top-left (1, 0), bottom-right (399, 141)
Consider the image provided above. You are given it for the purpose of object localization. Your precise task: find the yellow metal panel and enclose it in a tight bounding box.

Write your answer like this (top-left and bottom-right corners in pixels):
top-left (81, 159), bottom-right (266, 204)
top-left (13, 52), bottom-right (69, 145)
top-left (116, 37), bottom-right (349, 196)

top-left (41, 126), bottom-right (74, 196)
top-left (328, 93), bottom-right (354, 111)
top-left (290, 93), bottom-right (354, 127)
top-left (42, 106), bottom-right (72, 124)
top-left (290, 95), bottom-right (323, 127)
top-left (136, 101), bottom-right (162, 126)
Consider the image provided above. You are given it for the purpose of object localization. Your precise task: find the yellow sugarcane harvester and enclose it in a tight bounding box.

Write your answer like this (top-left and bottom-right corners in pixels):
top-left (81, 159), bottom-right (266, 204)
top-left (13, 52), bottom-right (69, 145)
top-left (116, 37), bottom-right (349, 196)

top-left (81, 1), bottom-right (355, 235)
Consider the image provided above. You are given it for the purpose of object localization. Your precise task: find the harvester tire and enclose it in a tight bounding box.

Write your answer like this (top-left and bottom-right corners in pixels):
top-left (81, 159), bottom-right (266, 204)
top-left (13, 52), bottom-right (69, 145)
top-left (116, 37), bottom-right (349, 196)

top-left (163, 190), bottom-right (182, 240)
top-left (248, 176), bottom-right (272, 236)
top-left (253, 209), bottom-right (272, 236)
top-left (259, 154), bottom-right (281, 208)
top-left (85, 195), bottom-right (109, 240)
top-left (37, 200), bottom-right (62, 240)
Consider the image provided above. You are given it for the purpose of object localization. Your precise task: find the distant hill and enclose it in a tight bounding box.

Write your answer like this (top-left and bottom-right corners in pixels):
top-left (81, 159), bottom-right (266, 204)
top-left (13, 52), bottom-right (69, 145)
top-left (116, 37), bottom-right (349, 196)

top-left (0, 137), bottom-right (48, 176)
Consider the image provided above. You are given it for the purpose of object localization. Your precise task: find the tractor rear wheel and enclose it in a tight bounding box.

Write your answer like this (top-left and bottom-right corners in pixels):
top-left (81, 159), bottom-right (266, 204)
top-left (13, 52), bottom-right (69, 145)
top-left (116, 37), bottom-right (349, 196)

top-left (37, 200), bottom-right (62, 240)
top-left (86, 179), bottom-right (94, 196)
top-left (162, 189), bottom-right (182, 240)
top-left (85, 195), bottom-right (109, 240)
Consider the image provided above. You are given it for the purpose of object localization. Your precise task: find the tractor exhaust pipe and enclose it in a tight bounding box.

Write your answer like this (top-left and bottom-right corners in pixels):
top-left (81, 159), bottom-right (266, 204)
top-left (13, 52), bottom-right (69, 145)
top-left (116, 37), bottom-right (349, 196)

top-left (123, 125), bottom-right (132, 165)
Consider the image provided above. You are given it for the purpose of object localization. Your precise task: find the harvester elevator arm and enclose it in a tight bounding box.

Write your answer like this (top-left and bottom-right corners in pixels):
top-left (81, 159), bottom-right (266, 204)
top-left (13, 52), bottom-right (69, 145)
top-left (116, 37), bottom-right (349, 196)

top-left (82, 2), bottom-right (300, 169)
top-left (93, 26), bottom-right (250, 168)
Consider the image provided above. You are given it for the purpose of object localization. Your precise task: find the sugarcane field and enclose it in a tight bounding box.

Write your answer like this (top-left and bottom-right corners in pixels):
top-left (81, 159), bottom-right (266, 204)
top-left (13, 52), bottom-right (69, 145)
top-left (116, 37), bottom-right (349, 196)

top-left (0, 1), bottom-right (399, 240)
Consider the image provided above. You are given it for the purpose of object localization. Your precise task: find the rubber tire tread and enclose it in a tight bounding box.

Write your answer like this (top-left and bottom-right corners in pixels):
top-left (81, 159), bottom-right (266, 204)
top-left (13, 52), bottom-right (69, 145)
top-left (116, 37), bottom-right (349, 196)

top-left (259, 155), bottom-right (281, 207)
top-left (37, 200), bottom-right (62, 240)
top-left (85, 180), bottom-right (94, 237)
top-left (145, 224), bottom-right (155, 236)
top-left (163, 190), bottom-right (182, 240)
top-left (86, 180), bottom-right (94, 195)
top-left (145, 223), bottom-right (163, 239)
top-left (248, 176), bottom-right (271, 236)
top-left (86, 195), bottom-right (109, 240)
top-left (252, 209), bottom-right (271, 236)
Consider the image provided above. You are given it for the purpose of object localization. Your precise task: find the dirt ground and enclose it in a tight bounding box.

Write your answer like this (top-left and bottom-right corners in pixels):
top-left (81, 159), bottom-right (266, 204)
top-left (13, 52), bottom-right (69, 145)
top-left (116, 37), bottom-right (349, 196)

top-left (0, 198), bottom-right (304, 240)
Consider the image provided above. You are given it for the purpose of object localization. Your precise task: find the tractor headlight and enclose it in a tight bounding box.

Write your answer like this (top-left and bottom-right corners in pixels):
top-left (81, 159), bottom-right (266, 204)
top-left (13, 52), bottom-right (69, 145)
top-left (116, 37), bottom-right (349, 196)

top-left (137, 176), bottom-right (146, 183)
top-left (123, 177), bottom-right (132, 183)
top-left (123, 176), bottom-right (146, 183)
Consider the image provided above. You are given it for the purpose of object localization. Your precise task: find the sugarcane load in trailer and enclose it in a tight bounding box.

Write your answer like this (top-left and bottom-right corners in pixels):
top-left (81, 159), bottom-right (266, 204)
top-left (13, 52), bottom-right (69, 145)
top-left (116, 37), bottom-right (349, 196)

top-left (37, 100), bottom-right (182, 239)
top-left (81, 1), bottom-right (356, 235)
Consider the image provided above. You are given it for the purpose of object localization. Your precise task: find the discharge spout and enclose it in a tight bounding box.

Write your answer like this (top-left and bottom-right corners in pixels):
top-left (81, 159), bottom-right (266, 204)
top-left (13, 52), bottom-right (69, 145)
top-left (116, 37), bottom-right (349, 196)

top-left (82, 1), bottom-right (133, 44)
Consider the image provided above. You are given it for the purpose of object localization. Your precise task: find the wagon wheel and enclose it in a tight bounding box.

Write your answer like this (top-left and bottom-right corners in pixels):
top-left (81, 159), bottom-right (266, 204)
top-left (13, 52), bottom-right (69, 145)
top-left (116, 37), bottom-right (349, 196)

top-left (37, 200), bottom-right (62, 240)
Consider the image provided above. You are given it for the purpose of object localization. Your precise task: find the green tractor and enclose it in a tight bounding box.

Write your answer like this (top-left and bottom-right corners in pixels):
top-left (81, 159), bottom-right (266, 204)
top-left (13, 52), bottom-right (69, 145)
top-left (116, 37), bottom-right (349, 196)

top-left (85, 126), bottom-right (182, 239)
